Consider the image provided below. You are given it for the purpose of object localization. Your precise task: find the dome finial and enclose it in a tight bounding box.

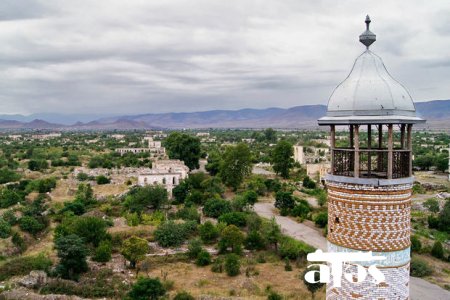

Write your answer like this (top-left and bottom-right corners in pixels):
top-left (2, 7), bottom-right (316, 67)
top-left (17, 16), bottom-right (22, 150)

top-left (359, 15), bottom-right (376, 49)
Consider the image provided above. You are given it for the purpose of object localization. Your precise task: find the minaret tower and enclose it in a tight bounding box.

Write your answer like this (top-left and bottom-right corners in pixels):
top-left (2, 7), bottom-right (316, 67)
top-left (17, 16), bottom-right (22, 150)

top-left (318, 16), bottom-right (425, 299)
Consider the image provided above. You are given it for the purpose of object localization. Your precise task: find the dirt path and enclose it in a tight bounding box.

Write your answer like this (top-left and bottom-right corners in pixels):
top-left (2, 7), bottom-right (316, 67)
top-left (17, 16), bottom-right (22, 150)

top-left (253, 202), bottom-right (450, 300)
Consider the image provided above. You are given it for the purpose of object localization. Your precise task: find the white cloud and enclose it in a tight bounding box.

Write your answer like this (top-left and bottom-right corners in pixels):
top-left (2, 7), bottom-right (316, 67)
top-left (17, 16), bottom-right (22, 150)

top-left (0, 0), bottom-right (449, 115)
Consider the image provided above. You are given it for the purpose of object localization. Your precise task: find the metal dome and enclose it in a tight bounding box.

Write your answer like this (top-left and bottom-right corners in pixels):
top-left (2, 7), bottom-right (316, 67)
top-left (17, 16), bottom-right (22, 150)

top-left (318, 16), bottom-right (425, 125)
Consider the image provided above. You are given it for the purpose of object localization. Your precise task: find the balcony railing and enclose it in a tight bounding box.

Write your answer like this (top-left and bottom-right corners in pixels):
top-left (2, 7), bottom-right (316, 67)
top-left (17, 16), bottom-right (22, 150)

top-left (332, 148), bottom-right (411, 179)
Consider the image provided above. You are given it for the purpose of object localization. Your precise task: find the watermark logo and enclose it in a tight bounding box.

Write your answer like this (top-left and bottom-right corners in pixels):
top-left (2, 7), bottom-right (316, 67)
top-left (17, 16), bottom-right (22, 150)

top-left (305, 250), bottom-right (386, 287)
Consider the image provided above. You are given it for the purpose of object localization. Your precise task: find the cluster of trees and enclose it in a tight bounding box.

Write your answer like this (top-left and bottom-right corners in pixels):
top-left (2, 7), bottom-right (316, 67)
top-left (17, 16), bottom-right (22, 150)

top-left (89, 152), bottom-right (152, 169)
top-left (165, 132), bottom-right (202, 170)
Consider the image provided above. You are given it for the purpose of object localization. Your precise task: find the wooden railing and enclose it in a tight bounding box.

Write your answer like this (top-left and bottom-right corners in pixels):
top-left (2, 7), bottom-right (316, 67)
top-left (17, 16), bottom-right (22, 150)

top-left (332, 148), bottom-right (411, 179)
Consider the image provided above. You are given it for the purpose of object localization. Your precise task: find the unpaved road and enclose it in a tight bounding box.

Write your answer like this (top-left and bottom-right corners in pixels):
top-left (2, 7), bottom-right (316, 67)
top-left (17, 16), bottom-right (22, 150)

top-left (254, 202), bottom-right (450, 300)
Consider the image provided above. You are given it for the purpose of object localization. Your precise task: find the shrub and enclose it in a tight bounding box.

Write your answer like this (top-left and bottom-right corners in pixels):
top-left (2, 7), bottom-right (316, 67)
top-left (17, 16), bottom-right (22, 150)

top-left (225, 254), bottom-right (240, 276)
top-left (302, 265), bottom-right (325, 299)
top-left (174, 291), bottom-right (195, 300)
top-left (410, 257), bottom-right (432, 277)
top-left (19, 216), bottom-right (45, 235)
top-left (243, 190), bottom-right (258, 205)
top-left (127, 277), bottom-right (166, 300)
top-left (2, 209), bottom-right (17, 225)
top-left (140, 211), bottom-right (165, 226)
top-left (274, 191), bottom-right (295, 212)
top-left (154, 221), bottom-right (188, 248)
top-left (126, 212), bottom-right (140, 226)
top-left (411, 235), bottom-right (422, 253)
top-left (76, 172), bottom-right (89, 181)
top-left (291, 202), bottom-right (310, 219)
top-left (0, 218), bottom-right (11, 238)
top-left (428, 215), bottom-right (439, 229)
top-left (185, 190), bottom-right (205, 206)
top-left (196, 250), bottom-right (212, 266)
top-left (203, 198), bottom-right (232, 218)
top-left (267, 291), bottom-right (283, 300)
top-left (245, 230), bottom-right (266, 250)
top-left (218, 212), bottom-right (248, 227)
top-left (199, 221), bottom-right (219, 243)
top-left (431, 241), bottom-right (444, 259)
top-left (314, 212), bottom-right (328, 228)
top-left (211, 257), bottom-right (224, 273)
top-left (93, 240), bottom-right (112, 263)
top-left (12, 232), bottom-right (27, 253)
top-left (176, 206), bottom-right (200, 223)
top-left (96, 175), bottom-right (111, 185)
top-left (302, 176), bottom-right (316, 189)
top-left (187, 239), bottom-right (203, 259)
top-left (0, 253), bottom-right (52, 281)
top-left (438, 200), bottom-right (450, 233)
top-left (60, 201), bottom-right (86, 216)
top-left (279, 237), bottom-right (314, 260)
top-left (284, 257), bottom-right (293, 271)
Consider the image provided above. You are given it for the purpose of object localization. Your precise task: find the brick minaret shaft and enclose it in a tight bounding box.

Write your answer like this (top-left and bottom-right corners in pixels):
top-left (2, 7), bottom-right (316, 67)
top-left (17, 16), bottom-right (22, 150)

top-left (318, 16), bottom-right (425, 300)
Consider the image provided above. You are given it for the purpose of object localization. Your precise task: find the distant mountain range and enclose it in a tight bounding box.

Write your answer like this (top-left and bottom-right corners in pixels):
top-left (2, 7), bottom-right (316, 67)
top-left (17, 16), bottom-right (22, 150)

top-left (0, 99), bottom-right (448, 130)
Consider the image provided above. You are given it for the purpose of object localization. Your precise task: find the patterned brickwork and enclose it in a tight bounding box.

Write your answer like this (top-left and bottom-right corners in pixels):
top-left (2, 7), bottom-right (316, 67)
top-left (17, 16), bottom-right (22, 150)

top-left (326, 263), bottom-right (410, 300)
top-left (326, 181), bottom-right (412, 252)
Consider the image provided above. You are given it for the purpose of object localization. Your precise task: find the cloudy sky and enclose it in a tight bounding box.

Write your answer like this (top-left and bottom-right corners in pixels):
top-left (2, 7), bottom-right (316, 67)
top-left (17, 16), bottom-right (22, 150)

top-left (0, 0), bottom-right (449, 116)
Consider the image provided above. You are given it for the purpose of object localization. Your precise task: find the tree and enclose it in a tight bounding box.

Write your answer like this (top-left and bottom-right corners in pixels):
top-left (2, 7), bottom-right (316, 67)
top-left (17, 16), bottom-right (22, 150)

top-left (431, 241), bottom-right (444, 259)
top-left (264, 128), bottom-right (277, 143)
top-left (199, 221), bottom-right (219, 243)
top-left (127, 277), bottom-right (166, 300)
top-left (271, 141), bottom-right (294, 179)
top-left (220, 143), bottom-right (253, 190)
top-left (262, 218), bottom-right (282, 252)
top-left (423, 198), bottom-right (440, 214)
top-left (172, 180), bottom-right (190, 204)
top-left (93, 240), bottom-right (112, 263)
top-left (224, 253), bottom-right (240, 276)
top-left (121, 236), bottom-right (149, 269)
top-left (125, 185), bottom-right (168, 214)
top-left (274, 191), bottom-right (295, 214)
top-left (302, 266), bottom-right (325, 300)
top-left (154, 221), bottom-right (188, 247)
top-left (438, 200), bottom-right (450, 233)
top-left (72, 216), bottom-right (109, 247)
top-left (245, 230), bottom-right (266, 250)
top-left (165, 132), bottom-right (201, 170)
top-left (219, 225), bottom-right (244, 254)
top-left (434, 153), bottom-right (448, 172)
top-left (202, 198), bottom-right (232, 218)
top-left (205, 150), bottom-right (222, 176)
top-left (75, 183), bottom-right (95, 205)
top-left (55, 234), bottom-right (88, 280)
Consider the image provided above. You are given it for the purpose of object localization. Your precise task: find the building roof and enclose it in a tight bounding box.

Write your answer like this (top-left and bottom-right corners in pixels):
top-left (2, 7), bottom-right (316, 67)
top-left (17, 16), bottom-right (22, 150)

top-left (318, 16), bottom-right (425, 125)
